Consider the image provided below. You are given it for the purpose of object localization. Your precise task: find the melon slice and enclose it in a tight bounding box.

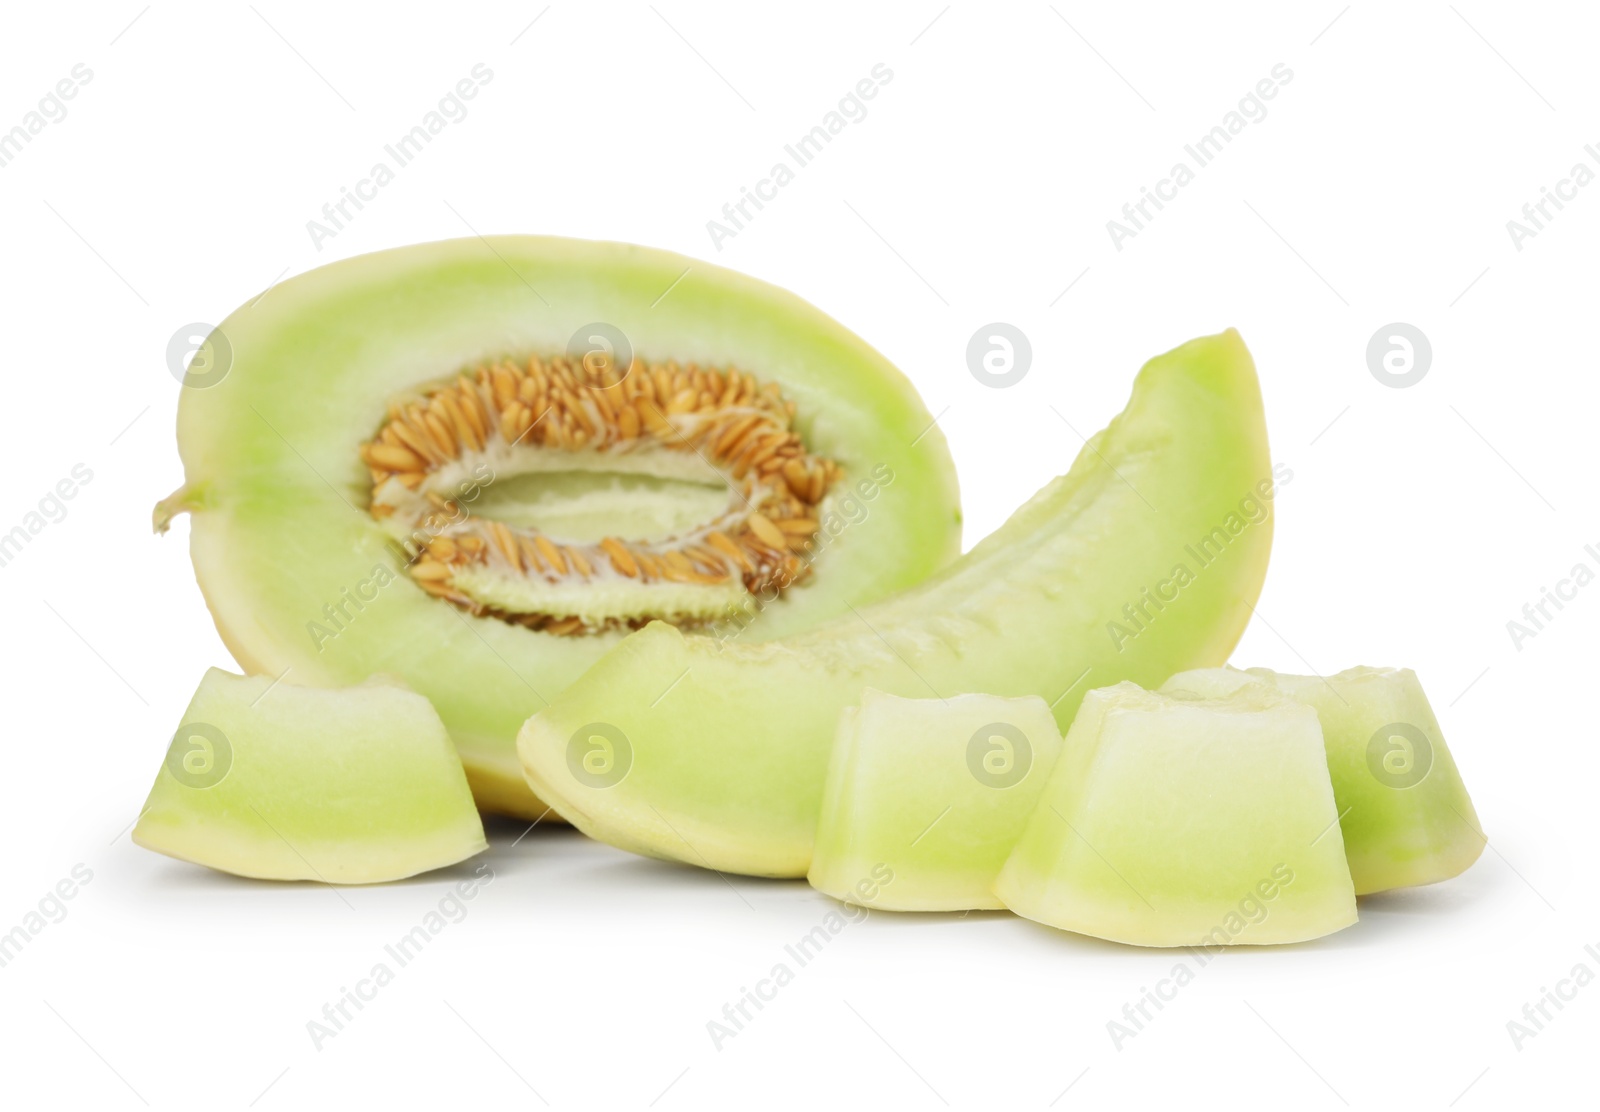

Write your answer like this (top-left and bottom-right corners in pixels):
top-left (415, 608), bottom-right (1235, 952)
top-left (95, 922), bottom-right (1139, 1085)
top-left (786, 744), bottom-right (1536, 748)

top-left (1161, 665), bottom-right (1483, 894)
top-left (519, 330), bottom-right (1280, 877)
top-left (994, 682), bottom-right (1358, 947)
top-left (133, 669), bottom-right (486, 883)
top-left (808, 690), bottom-right (1064, 911)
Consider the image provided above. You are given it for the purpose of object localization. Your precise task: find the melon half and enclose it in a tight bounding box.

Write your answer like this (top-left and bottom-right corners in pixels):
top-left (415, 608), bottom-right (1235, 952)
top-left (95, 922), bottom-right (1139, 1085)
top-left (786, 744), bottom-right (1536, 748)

top-left (160, 237), bottom-right (963, 818)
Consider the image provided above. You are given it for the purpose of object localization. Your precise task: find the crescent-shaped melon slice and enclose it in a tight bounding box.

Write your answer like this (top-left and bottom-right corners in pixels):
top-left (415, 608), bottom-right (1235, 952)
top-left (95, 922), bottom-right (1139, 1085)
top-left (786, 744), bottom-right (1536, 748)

top-left (518, 330), bottom-right (1279, 876)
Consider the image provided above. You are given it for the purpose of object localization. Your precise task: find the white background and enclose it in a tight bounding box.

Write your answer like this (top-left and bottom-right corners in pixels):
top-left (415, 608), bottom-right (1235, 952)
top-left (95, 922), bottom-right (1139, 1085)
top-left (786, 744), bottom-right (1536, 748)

top-left (0, 2), bottom-right (1592, 1108)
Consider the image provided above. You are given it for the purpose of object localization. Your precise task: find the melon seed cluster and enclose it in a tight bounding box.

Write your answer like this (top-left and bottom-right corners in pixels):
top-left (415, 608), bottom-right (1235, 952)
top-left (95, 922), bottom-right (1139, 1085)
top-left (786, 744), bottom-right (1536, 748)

top-left (361, 353), bottom-right (841, 633)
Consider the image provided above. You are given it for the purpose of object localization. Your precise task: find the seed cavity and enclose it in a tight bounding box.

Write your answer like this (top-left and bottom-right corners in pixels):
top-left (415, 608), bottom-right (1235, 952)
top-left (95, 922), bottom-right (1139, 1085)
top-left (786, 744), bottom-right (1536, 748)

top-left (363, 353), bottom-right (839, 634)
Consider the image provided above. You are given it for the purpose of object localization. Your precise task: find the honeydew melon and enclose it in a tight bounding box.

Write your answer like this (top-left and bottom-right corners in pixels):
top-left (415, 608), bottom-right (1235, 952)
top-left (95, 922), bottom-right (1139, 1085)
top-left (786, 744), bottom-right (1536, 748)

top-left (518, 330), bottom-right (1279, 876)
top-left (994, 682), bottom-right (1358, 947)
top-left (133, 669), bottom-right (485, 883)
top-left (157, 237), bottom-right (962, 818)
top-left (808, 690), bottom-right (1064, 911)
top-left (1161, 665), bottom-right (1483, 894)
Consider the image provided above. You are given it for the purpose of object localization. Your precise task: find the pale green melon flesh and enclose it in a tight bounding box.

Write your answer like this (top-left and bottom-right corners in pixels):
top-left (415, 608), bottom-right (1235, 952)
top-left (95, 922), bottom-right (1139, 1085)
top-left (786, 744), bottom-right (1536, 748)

top-left (808, 690), bottom-right (1064, 911)
top-left (994, 682), bottom-right (1358, 947)
top-left (166, 237), bottom-right (962, 818)
top-left (133, 669), bottom-right (486, 883)
top-left (518, 330), bottom-right (1277, 877)
top-left (374, 459), bottom-right (750, 625)
top-left (468, 469), bottom-right (730, 543)
top-left (1162, 665), bottom-right (1484, 894)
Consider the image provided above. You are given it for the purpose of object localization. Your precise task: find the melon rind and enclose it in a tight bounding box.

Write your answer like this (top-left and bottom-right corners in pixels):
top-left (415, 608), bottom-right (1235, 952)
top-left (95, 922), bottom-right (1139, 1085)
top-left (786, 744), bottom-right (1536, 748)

top-left (169, 237), bottom-right (963, 818)
top-left (133, 669), bottom-right (486, 883)
top-left (518, 330), bottom-right (1278, 876)
top-left (994, 682), bottom-right (1358, 947)
top-left (808, 690), bottom-right (1064, 911)
top-left (1162, 665), bottom-right (1484, 894)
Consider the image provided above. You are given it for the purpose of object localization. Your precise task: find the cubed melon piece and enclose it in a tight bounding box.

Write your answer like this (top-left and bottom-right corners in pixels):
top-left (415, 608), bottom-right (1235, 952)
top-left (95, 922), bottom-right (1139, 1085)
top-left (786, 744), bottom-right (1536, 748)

top-left (1162, 665), bottom-right (1483, 894)
top-left (995, 682), bottom-right (1357, 947)
top-left (134, 669), bottom-right (487, 883)
top-left (808, 690), bottom-right (1063, 911)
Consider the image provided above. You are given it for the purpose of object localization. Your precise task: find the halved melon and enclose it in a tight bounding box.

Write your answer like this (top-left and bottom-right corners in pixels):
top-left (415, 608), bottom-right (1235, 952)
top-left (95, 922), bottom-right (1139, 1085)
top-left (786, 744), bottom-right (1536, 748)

top-left (994, 682), bottom-right (1358, 947)
top-left (1162, 665), bottom-right (1484, 894)
top-left (518, 330), bottom-right (1280, 876)
top-left (808, 690), bottom-right (1064, 911)
top-left (133, 669), bottom-right (485, 883)
top-left (157, 237), bottom-right (962, 818)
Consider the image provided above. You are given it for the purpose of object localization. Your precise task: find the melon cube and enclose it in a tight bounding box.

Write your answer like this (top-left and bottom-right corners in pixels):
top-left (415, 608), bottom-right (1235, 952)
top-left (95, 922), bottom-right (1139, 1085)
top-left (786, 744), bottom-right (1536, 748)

top-left (995, 682), bottom-right (1357, 947)
top-left (1163, 665), bottom-right (1483, 894)
top-left (134, 669), bottom-right (487, 883)
top-left (809, 690), bottom-right (1063, 911)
